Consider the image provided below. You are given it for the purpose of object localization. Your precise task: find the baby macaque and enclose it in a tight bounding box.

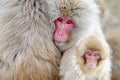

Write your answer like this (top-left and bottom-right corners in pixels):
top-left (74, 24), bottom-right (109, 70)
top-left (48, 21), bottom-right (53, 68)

top-left (60, 35), bottom-right (111, 80)
top-left (45, 0), bottom-right (112, 79)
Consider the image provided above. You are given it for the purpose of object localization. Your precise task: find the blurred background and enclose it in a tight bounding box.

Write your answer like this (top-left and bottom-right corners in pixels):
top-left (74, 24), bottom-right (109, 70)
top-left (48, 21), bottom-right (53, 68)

top-left (104, 0), bottom-right (120, 38)
top-left (104, 1), bottom-right (120, 80)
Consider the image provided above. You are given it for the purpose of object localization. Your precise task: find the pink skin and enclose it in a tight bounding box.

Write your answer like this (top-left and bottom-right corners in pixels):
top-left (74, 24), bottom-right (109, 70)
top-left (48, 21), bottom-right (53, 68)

top-left (53, 16), bottom-right (75, 43)
top-left (84, 50), bottom-right (101, 69)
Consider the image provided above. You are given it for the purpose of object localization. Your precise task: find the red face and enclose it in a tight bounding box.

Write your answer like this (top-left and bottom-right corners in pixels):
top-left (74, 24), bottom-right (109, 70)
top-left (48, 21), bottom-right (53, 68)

top-left (84, 50), bottom-right (101, 69)
top-left (53, 16), bottom-right (75, 43)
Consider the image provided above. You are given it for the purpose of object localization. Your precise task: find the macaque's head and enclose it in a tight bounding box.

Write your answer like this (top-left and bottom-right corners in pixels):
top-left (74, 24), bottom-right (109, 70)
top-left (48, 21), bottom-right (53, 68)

top-left (76, 36), bottom-right (110, 71)
top-left (83, 50), bottom-right (101, 69)
top-left (53, 16), bottom-right (75, 43)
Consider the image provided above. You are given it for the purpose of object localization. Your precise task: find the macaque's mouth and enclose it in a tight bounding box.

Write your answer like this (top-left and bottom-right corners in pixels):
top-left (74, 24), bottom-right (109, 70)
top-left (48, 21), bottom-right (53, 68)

top-left (53, 33), bottom-right (69, 43)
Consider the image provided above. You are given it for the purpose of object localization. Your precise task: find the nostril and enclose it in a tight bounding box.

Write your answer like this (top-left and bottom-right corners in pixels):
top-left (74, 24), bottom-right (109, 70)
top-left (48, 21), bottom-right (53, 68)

top-left (58, 32), bottom-right (63, 35)
top-left (58, 30), bottom-right (64, 36)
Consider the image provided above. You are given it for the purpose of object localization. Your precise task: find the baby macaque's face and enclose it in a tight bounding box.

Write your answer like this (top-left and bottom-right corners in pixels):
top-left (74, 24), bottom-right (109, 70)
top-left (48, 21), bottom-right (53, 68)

top-left (84, 50), bottom-right (101, 69)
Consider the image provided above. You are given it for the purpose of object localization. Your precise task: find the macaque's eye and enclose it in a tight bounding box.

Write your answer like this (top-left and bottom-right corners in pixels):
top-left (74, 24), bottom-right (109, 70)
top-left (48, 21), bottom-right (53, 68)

top-left (67, 20), bottom-right (72, 24)
top-left (86, 51), bottom-right (91, 56)
top-left (94, 53), bottom-right (100, 58)
top-left (58, 18), bottom-right (63, 22)
top-left (87, 52), bottom-right (91, 56)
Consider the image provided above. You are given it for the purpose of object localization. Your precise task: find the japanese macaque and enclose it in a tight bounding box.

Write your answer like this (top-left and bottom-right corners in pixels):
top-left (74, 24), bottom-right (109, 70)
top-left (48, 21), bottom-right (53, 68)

top-left (45, 0), bottom-right (108, 52)
top-left (60, 36), bottom-right (111, 80)
top-left (0, 0), bottom-right (61, 80)
top-left (107, 35), bottom-right (120, 80)
top-left (45, 1), bottom-right (112, 79)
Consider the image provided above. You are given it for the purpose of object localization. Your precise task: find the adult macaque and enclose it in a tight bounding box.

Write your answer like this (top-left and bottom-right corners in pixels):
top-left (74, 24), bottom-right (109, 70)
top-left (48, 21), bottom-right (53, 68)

top-left (45, 0), bottom-right (108, 52)
top-left (60, 36), bottom-right (111, 80)
top-left (0, 0), bottom-right (61, 80)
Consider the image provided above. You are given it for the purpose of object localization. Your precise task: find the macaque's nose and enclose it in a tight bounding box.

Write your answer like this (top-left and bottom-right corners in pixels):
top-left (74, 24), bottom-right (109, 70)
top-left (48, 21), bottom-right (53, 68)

top-left (58, 25), bottom-right (65, 35)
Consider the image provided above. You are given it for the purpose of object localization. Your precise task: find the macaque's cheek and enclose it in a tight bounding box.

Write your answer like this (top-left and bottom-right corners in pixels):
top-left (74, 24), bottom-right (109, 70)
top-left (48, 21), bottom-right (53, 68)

top-left (53, 31), bottom-right (69, 43)
top-left (86, 59), bottom-right (97, 69)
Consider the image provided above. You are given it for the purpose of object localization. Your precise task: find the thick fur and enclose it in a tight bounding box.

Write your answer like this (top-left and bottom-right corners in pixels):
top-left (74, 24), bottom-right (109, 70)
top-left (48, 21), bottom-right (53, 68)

top-left (0, 0), bottom-right (61, 80)
top-left (60, 35), bottom-right (111, 80)
top-left (45, 0), bottom-right (107, 52)
top-left (108, 36), bottom-right (120, 80)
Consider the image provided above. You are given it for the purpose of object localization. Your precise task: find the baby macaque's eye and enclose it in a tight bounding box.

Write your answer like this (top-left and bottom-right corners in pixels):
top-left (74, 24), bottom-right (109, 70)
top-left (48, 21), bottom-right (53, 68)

top-left (94, 53), bottom-right (100, 58)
